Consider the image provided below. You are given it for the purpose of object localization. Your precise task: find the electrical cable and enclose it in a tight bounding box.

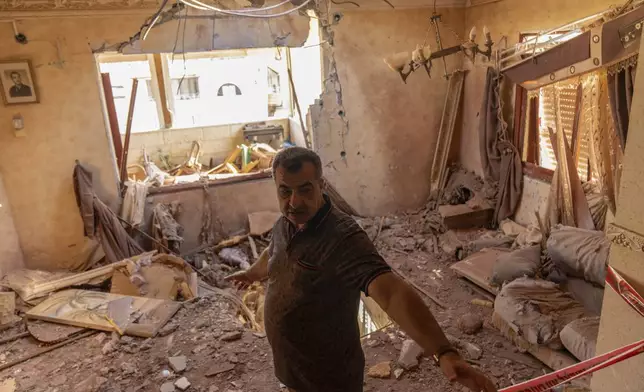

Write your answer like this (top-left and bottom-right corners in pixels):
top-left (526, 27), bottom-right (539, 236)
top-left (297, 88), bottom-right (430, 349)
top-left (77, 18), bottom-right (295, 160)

top-left (181, 0), bottom-right (310, 17)
top-left (233, 0), bottom-right (294, 12)
top-left (179, 0), bottom-right (313, 18)
top-left (330, 0), bottom-right (360, 7)
top-left (142, 0), bottom-right (169, 40)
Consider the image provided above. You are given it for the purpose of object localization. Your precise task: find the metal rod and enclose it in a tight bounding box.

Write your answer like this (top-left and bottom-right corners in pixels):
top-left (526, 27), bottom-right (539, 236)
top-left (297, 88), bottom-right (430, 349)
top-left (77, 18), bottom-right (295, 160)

top-left (119, 78), bottom-right (139, 183)
top-left (431, 15), bottom-right (449, 79)
top-left (501, 29), bottom-right (584, 65)
top-left (0, 332), bottom-right (30, 345)
top-left (0, 331), bottom-right (96, 372)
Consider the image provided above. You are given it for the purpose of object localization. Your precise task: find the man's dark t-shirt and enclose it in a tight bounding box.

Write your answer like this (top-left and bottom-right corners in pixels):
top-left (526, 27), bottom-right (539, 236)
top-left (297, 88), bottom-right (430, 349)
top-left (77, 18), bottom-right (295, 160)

top-left (264, 196), bottom-right (391, 392)
top-left (9, 84), bottom-right (32, 98)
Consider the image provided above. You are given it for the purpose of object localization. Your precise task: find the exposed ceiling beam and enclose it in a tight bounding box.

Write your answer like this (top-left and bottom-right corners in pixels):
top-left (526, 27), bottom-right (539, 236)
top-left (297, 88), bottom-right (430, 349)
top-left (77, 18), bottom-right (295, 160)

top-left (330, 0), bottom-right (467, 11)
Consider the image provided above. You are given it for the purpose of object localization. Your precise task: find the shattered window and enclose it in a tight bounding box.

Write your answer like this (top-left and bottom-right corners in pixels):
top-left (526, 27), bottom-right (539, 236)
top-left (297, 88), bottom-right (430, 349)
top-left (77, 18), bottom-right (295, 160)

top-left (98, 57), bottom-right (159, 133)
top-left (535, 82), bottom-right (593, 180)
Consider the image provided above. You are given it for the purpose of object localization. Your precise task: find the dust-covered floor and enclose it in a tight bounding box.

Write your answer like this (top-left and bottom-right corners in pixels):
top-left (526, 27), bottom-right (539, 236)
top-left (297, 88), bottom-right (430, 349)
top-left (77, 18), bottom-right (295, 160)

top-left (0, 213), bottom-right (547, 392)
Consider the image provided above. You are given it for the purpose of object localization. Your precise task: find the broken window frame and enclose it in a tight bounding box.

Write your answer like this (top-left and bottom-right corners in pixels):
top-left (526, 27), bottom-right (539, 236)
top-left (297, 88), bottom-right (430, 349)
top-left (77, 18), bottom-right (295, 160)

top-left (514, 32), bottom-right (593, 183)
top-left (97, 49), bottom-right (293, 133)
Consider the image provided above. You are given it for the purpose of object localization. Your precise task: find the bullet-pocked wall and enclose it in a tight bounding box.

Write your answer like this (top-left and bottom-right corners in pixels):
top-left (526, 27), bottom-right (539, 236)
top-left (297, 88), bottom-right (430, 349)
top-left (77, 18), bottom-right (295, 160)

top-left (0, 10), bottom-right (310, 270)
top-left (314, 8), bottom-right (466, 216)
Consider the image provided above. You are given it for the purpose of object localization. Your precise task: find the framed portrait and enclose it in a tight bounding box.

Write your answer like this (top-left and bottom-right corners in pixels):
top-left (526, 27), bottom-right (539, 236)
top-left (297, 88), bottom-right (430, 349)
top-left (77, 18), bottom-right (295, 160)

top-left (0, 60), bottom-right (39, 105)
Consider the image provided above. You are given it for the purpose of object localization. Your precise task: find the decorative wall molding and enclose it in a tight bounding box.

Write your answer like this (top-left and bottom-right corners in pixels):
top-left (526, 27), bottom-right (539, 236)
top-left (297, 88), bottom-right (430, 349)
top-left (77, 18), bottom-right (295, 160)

top-left (0, 0), bottom-right (470, 15)
top-left (607, 223), bottom-right (644, 252)
top-left (0, 0), bottom-right (163, 12)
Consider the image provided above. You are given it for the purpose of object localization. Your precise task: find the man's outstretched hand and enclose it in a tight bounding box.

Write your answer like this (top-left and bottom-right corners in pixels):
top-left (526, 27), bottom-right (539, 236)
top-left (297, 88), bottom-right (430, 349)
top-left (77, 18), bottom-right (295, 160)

top-left (224, 270), bottom-right (256, 290)
top-left (440, 352), bottom-right (498, 392)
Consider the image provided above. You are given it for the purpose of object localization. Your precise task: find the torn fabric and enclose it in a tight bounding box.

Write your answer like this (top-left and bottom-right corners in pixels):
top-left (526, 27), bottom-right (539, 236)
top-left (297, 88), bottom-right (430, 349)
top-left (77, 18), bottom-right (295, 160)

top-left (607, 55), bottom-right (637, 151)
top-left (73, 162), bottom-right (144, 263)
top-left (479, 67), bottom-right (522, 224)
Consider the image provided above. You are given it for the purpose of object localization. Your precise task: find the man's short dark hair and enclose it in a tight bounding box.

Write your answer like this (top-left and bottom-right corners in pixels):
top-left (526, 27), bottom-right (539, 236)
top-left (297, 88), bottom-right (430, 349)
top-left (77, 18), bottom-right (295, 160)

top-left (10, 72), bottom-right (19, 78)
top-left (272, 147), bottom-right (323, 179)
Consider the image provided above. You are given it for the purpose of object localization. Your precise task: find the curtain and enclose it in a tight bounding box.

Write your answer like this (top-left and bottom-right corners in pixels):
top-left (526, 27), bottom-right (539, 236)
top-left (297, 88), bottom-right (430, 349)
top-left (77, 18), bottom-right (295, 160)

top-left (607, 55), bottom-right (637, 151)
top-left (582, 71), bottom-right (621, 218)
top-left (73, 162), bottom-right (144, 263)
top-left (479, 67), bottom-right (523, 224)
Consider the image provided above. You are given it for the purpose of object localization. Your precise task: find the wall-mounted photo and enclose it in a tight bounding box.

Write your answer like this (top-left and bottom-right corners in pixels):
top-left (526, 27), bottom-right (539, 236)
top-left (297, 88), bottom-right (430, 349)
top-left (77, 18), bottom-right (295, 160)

top-left (0, 60), bottom-right (38, 105)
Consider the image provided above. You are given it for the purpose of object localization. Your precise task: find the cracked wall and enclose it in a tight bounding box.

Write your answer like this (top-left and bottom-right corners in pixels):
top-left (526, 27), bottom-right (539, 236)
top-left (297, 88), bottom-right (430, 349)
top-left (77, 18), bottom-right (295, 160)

top-left (0, 12), bottom-right (310, 270)
top-left (312, 7), bottom-right (466, 216)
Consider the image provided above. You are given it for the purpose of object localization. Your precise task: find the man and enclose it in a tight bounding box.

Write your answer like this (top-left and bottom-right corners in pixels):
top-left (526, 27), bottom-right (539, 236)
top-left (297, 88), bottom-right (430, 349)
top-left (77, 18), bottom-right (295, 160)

top-left (8, 72), bottom-right (32, 98)
top-left (227, 147), bottom-right (497, 392)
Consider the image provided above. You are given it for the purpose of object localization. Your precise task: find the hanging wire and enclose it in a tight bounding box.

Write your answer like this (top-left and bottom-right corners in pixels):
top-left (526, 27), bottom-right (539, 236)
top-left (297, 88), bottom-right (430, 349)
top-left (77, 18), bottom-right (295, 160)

top-left (234, 0), bottom-right (294, 13)
top-left (177, 6), bottom-right (189, 94)
top-left (171, 7), bottom-right (184, 62)
top-left (331, 0), bottom-right (360, 7)
top-left (142, 0), bottom-right (169, 40)
top-left (179, 0), bottom-right (313, 18)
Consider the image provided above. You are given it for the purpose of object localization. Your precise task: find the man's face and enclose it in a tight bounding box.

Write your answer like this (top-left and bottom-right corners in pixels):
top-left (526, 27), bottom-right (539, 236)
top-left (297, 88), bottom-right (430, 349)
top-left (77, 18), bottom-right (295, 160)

top-left (274, 162), bottom-right (324, 226)
top-left (11, 73), bottom-right (21, 85)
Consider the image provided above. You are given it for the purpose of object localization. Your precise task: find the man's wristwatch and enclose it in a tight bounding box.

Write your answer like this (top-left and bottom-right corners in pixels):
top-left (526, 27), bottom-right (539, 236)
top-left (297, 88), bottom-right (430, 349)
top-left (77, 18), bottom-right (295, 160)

top-left (432, 346), bottom-right (460, 365)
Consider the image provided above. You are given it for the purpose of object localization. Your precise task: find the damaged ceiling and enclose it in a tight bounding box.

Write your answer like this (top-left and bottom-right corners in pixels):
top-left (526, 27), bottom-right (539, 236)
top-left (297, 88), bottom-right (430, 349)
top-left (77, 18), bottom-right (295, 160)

top-left (0, 0), bottom-right (475, 13)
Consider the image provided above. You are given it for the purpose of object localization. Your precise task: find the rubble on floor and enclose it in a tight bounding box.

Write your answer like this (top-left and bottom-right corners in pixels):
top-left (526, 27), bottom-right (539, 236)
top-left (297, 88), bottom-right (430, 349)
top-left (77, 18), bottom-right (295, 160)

top-left (0, 165), bottom-right (608, 392)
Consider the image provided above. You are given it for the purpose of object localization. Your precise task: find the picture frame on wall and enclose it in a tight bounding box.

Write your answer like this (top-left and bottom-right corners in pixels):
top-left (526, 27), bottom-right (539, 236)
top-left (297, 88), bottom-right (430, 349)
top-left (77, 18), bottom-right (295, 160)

top-left (0, 60), bottom-right (38, 105)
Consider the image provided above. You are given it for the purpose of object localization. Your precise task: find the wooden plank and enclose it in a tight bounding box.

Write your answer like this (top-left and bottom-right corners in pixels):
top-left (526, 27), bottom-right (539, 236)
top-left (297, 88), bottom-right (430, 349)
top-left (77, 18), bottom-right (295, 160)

top-left (100, 73), bottom-right (123, 169)
top-left (26, 289), bottom-right (180, 338)
top-left (287, 50), bottom-right (312, 149)
top-left (7, 260), bottom-right (128, 302)
top-left (429, 70), bottom-right (465, 198)
top-left (119, 78), bottom-right (138, 182)
top-left (438, 203), bottom-right (494, 230)
top-left (525, 96), bottom-right (540, 165)
top-left (513, 85), bottom-right (527, 152)
top-left (450, 248), bottom-right (511, 295)
top-left (570, 83), bottom-right (583, 160)
top-left (152, 53), bottom-right (172, 128)
top-left (522, 162), bottom-right (554, 183)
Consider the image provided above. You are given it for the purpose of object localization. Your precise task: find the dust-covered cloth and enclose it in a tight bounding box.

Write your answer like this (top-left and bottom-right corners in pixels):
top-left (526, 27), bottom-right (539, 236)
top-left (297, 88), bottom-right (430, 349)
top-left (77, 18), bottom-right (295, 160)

top-left (494, 277), bottom-right (588, 350)
top-left (547, 225), bottom-right (610, 287)
top-left (73, 162), bottom-right (144, 264)
top-left (264, 195), bottom-right (392, 392)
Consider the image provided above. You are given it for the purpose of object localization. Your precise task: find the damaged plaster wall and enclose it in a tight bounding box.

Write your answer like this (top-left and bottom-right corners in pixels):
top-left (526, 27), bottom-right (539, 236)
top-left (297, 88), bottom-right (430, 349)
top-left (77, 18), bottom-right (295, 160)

top-left (313, 8), bottom-right (466, 216)
top-left (460, 0), bottom-right (618, 225)
top-left (145, 179), bottom-right (280, 253)
top-left (0, 173), bottom-right (24, 277)
top-left (0, 11), bottom-right (310, 270)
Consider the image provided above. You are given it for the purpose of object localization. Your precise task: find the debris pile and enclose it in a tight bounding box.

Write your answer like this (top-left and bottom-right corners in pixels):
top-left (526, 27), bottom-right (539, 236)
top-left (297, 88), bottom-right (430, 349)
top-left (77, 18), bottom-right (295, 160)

top-left (131, 141), bottom-right (278, 187)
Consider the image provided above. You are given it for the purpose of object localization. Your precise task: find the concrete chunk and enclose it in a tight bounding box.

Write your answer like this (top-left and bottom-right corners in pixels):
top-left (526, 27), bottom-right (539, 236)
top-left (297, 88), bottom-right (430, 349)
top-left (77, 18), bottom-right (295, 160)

top-left (160, 382), bottom-right (175, 392)
top-left (168, 356), bottom-right (187, 373)
top-left (174, 377), bottom-right (191, 391)
top-left (397, 340), bottom-right (424, 370)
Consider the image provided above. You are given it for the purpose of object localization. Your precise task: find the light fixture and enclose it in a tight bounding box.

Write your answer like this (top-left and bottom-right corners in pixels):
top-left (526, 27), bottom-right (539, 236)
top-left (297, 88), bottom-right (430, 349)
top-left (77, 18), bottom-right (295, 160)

top-left (12, 114), bottom-right (24, 130)
top-left (384, 14), bottom-right (494, 83)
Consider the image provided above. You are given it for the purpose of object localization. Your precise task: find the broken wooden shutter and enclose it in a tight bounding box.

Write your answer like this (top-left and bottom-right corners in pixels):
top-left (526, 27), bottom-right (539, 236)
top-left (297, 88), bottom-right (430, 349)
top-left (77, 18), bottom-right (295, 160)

top-left (538, 83), bottom-right (591, 180)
